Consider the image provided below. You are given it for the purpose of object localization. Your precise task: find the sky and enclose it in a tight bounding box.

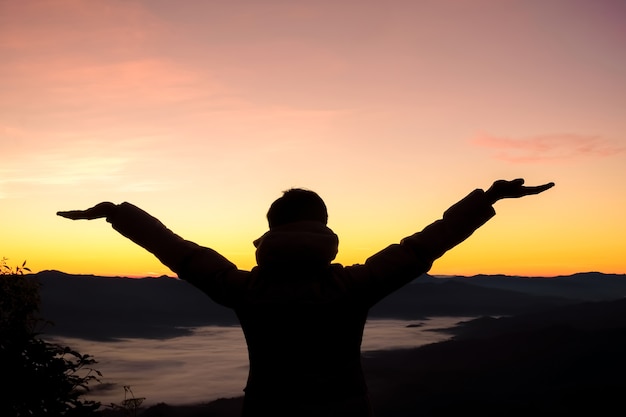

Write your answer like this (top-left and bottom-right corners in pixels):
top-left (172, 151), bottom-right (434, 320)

top-left (1, 0), bottom-right (625, 278)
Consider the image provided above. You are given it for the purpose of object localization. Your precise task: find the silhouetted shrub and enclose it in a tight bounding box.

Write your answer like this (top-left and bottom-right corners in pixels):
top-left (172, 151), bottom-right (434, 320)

top-left (0, 258), bottom-right (102, 416)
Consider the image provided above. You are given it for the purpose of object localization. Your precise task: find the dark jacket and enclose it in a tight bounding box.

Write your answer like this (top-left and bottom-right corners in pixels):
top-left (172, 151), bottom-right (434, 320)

top-left (107, 189), bottom-right (495, 416)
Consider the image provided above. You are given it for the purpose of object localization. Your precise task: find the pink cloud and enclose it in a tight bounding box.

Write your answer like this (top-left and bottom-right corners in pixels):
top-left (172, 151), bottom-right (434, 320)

top-left (0, 1), bottom-right (185, 108)
top-left (471, 133), bottom-right (624, 163)
top-left (0, 0), bottom-right (158, 52)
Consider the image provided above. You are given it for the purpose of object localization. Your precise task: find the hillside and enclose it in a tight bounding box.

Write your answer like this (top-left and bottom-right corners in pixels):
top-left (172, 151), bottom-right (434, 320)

top-left (29, 270), bottom-right (626, 416)
top-left (32, 271), bottom-right (626, 340)
top-left (364, 296), bottom-right (626, 416)
top-left (95, 289), bottom-right (626, 416)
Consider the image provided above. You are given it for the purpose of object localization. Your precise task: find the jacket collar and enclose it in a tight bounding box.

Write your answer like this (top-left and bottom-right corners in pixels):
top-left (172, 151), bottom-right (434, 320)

top-left (253, 221), bottom-right (338, 268)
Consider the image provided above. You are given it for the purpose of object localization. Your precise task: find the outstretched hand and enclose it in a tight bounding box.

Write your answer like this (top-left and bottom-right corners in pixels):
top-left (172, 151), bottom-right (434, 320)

top-left (485, 179), bottom-right (554, 204)
top-left (57, 202), bottom-right (117, 220)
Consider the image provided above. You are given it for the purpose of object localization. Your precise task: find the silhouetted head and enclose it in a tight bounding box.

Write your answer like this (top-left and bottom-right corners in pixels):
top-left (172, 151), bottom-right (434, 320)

top-left (267, 188), bottom-right (328, 229)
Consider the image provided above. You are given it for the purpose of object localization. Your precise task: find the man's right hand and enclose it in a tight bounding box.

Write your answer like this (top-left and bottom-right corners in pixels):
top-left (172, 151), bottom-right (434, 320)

top-left (57, 202), bottom-right (117, 220)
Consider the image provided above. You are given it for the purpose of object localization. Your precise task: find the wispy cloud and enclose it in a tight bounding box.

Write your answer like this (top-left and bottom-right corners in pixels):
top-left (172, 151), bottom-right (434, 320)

top-left (0, 0), bottom-right (234, 124)
top-left (0, 138), bottom-right (170, 199)
top-left (0, 153), bottom-right (127, 199)
top-left (470, 133), bottom-right (624, 163)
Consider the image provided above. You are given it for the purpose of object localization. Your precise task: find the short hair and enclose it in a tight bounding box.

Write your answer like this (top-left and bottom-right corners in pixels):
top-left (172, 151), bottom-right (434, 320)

top-left (267, 188), bottom-right (328, 228)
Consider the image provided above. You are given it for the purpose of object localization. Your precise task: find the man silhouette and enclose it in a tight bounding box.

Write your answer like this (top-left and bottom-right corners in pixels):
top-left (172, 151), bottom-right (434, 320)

top-left (58, 178), bottom-right (554, 416)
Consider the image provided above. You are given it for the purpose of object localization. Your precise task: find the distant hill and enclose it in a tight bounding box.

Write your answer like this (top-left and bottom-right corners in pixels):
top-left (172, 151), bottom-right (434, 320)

top-left (33, 271), bottom-right (237, 340)
top-left (370, 278), bottom-right (577, 319)
top-left (31, 271), bottom-right (625, 341)
top-left (96, 280), bottom-right (626, 417)
top-left (438, 272), bottom-right (626, 301)
top-left (364, 296), bottom-right (626, 416)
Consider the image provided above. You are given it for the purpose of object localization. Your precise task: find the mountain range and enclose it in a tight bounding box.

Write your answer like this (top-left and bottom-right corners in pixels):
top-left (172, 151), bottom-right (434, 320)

top-left (31, 270), bottom-right (626, 340)
top-left (29, 270), bottom-right (626, 416)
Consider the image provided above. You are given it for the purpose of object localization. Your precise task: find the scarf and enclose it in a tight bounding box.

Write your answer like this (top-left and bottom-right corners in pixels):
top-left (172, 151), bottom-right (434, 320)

top-left (253, 221), bottom-right (339, 267)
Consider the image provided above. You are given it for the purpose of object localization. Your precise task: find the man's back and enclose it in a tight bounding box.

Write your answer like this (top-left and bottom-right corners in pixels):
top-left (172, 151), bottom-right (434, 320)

top-left (235, 265), bottom-right (374, 415)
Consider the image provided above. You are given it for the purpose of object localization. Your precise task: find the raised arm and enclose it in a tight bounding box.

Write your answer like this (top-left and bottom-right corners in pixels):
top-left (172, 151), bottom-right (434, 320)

top-left (349, 178), bottom-right (554, 302)
top-left (58, 202), bottom-right (232, 272)
top-left (57, 202), bottom-right (243, 306)
top-left (411, 178), bottom-right (555, 260)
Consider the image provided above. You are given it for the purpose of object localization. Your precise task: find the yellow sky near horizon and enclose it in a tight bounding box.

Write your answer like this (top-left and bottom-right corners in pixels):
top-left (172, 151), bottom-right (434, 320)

top-left (1, 0), bottom-right (625, 278)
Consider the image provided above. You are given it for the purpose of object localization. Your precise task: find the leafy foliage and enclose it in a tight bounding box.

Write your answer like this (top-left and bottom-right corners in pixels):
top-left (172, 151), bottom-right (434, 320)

top-left (0, 258), bottom-right (35, 337)
top-left (1, 258), bottom-right (102, 416)
top-left (106, 386), bottom-right (146, 417)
